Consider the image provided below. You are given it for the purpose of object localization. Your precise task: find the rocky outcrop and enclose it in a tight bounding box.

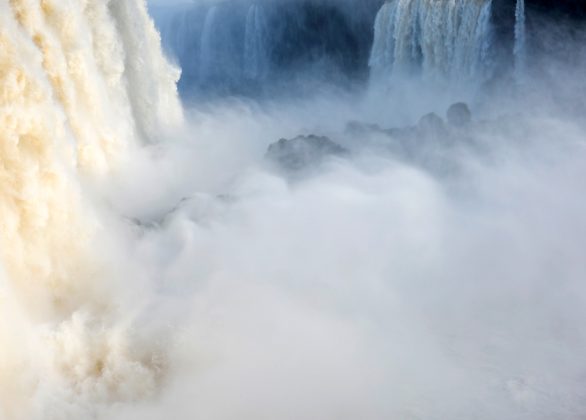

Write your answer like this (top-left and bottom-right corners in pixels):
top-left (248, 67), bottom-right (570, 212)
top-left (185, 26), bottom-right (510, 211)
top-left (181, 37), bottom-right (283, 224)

top-left (447, 103), bottom-right (472, 128)
top-left (266, 135), bottom-right (349, 171)
top-left (267, 103), bottom-right (477, 175)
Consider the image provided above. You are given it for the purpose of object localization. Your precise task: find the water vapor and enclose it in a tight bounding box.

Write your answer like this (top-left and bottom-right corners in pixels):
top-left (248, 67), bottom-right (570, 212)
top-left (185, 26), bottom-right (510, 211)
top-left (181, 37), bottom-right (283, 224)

top-left (1, 1), bottom-right (586, 419)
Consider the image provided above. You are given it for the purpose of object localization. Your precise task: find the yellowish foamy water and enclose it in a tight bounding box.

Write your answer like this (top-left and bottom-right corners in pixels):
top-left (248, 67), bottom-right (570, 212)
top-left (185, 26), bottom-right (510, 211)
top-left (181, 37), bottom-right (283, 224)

top-left (0, 1), bottom-right (181, 418)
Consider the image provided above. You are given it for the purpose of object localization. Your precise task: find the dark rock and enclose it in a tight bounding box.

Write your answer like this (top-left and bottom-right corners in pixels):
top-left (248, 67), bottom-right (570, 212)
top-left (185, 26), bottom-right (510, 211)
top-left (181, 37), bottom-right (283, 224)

top-left (417, 112), bottom-right (447, 137)
top-left (266, 135), bottom-right (348, 171)
top-left (447, 103), bottom-right (472, 128)
top-left (527, 0), bottom-right (586, 18)
top-left (345, 120), bottom-right (383, 135)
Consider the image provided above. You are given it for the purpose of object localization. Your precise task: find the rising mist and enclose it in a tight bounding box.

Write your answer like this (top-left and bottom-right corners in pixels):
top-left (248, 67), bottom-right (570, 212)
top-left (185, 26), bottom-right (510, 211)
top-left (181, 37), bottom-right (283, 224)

top-left (1, 1), bottom-right (586, 419)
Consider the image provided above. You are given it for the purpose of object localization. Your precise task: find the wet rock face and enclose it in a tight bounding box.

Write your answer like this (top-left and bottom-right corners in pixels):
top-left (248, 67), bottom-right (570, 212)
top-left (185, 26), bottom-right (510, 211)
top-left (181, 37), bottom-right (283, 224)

top-left (266, 135), bottom-right (348, 171)
top-left (152, 0), bottom-right (383, 98)
top-left (527, 0), bottom-right (586, 17)
top-left (492, 0), bottom-right (585, 24)
top-left (268, 1), bottom-right (377, 80)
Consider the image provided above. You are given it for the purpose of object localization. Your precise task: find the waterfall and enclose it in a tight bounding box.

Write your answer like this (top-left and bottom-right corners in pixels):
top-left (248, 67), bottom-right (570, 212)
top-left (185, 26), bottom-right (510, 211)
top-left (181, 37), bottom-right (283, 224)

top-left (0, 1), bottom-right (181, 418)
top-left (152, 0), bottom-right (382, 97)
top-left (199, 6), bottom-right (219, 83)
top-left (369, 1), bottom-right (400, 80)
top-left (244, 4), bottom-right (271, 81)
top-left (514, 0), bottom-right (527, 81)
top-left (369, 0), bottom-right (495, 84)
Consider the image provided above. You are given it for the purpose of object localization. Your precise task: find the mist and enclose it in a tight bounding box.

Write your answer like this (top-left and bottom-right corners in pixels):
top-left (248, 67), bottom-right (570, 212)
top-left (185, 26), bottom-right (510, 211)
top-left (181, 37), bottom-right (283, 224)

top-left (1, 0), bottom-right (586, 419)
top-left (100, 101), bottom-right (586, 420)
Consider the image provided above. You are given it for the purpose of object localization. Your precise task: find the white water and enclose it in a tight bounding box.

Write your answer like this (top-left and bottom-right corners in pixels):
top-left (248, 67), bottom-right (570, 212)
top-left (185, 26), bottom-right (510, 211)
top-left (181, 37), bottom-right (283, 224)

top-left (514, 0), bottom-right (527, 81)
top-left (244, 4), bottom-right (271, 81)
top-left (369, 0), bottom-right (494, 83)
top-left (0, 0), bottom-right (181, 418)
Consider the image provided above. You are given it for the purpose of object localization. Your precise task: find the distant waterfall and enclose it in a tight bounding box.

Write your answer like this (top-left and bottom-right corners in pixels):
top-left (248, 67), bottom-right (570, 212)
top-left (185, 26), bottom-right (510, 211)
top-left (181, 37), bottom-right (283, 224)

top-left (514, 0), bottom-right (527, 81)
top-left (369, 1), bottom-right (400, 79)
top-left (369, 0), bottom-right (494, 83)
top-left (244, 4), bottom-right (271, 80)
top-left (151, 0), bottom-right (382, 97)
top-left (199, 6), bottom-right (219, 83)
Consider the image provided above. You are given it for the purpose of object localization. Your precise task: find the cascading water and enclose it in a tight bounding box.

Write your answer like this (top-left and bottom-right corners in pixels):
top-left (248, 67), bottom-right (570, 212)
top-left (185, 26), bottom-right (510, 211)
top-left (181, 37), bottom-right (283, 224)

top-left (199, 5), bottom-right (219, 84)
top-left (0, 0), bottom-right (181, 418)
top-left (151, 0), bottom-right (380, 97)
top-left (514, 0), bottom-right (527, 81)
top-left (3, 0), bottom-right (586, 419)
top-left (369, 1), bottom-right (401, 80)
top-left (244, 4), bottom-right (271, 81)
top-left (369, 0), bottom-right (495, 84)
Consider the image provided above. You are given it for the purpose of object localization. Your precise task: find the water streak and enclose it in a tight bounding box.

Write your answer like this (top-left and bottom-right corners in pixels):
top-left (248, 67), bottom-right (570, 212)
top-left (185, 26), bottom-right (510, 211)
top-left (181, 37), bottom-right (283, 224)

top-left (199, 6), bottom-right (219, 84)
top-left (244, 4), bottom-right (271, 81)
top-left (514, 0), bottom-right (527, 82)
